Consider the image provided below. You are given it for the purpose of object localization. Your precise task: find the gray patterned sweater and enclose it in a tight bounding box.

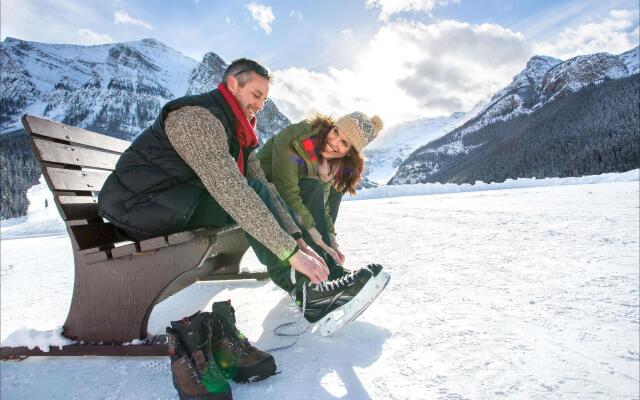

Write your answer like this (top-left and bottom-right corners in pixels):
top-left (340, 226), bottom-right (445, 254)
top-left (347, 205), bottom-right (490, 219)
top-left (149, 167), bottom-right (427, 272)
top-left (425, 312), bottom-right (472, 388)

top-left (165, 106), bottom-right (300, 261)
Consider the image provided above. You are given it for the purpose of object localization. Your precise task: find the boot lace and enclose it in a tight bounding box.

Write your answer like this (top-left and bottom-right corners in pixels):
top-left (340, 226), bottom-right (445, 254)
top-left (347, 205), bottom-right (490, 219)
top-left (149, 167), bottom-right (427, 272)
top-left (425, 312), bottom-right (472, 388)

top-left (216, 319), bottom-right (257, 359)
top-left (202, 360), bottom-right (225, 381)
top-left (181, 357), bottom-right (201, 384)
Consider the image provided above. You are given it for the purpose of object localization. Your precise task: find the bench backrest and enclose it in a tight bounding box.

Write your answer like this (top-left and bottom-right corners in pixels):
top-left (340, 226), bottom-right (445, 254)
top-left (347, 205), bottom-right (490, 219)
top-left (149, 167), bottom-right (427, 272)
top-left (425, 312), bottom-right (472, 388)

top-left (22, 114), bottom-right (130, 252)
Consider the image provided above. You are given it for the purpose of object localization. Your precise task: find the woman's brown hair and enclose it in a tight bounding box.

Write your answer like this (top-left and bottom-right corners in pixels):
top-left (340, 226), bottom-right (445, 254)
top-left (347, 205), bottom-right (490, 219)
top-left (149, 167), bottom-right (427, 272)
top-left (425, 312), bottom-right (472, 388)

top-left (308, 114), bottom-right (364, 195)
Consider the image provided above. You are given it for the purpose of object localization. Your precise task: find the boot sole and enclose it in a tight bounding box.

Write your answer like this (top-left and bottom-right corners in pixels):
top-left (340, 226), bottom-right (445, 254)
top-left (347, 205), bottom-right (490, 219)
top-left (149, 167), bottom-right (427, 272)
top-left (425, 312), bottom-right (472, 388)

top-left (172, 375), bottom-right (233, 400)
top-left (231, 355), bottom-right (277, 383)
top-left (318, 271), bottom-right (390, 337)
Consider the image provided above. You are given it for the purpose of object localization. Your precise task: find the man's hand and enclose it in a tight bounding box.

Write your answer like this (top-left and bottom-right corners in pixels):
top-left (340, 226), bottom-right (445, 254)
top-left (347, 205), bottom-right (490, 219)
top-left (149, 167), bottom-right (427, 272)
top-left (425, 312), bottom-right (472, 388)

top-left (289, 249), bottom-right (329, 284)
top-left (296, 238), bottom-right (324, 265)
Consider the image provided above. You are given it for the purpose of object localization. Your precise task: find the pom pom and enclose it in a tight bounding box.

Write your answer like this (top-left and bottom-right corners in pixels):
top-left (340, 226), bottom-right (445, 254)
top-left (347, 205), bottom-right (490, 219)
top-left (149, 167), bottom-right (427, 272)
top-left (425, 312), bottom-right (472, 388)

top-left (370, 115), bottom-right (384, 133)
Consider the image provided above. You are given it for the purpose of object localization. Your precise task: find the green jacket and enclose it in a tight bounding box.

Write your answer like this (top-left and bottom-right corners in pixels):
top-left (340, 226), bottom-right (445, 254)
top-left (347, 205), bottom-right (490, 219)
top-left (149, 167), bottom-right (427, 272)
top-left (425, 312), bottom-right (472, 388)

top-left (257, 121), bottom-right (335, 235)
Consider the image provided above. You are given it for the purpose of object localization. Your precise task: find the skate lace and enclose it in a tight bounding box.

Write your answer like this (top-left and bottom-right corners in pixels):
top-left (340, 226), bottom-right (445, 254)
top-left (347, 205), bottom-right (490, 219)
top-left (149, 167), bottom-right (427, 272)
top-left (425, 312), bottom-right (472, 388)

top-left (299, 284), bottom-right (308, 317)
top-left (313, 269), bottom-right (357, 292)
top-left (292, 269), bottom-right (358, 319)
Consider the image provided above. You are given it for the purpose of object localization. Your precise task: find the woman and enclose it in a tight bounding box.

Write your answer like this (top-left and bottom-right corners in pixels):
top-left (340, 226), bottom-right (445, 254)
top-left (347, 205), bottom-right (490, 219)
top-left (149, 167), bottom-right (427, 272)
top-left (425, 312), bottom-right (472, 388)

top-left (257, 111), bottom-right (383, 276)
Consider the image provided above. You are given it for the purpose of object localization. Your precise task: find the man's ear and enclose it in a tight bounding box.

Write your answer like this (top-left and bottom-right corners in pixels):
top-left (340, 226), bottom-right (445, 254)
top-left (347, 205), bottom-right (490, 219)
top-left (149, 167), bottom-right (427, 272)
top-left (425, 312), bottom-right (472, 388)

top-left (226, 76), bottom-right (238, 93)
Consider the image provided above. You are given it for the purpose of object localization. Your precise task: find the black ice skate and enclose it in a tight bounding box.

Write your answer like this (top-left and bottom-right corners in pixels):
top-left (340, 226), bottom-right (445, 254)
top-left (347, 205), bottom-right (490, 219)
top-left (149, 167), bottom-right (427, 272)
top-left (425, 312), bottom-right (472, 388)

top-left (294, 267), bottom-right (385, 336)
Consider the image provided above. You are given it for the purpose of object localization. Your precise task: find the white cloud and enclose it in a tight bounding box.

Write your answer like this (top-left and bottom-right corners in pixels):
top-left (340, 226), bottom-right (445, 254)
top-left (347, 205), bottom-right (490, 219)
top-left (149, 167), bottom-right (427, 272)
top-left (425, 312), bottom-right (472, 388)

top-left (289, 10), bottom-right (303, 20)
top-left (270, 19), bottom-right (531, 128)
top-left (246, 2), bottom-right (275, 34)
top-left (366, 0), bottom-right (459, 20)
top-left (113, 11), bottom-right (153, 30)
top-left (534, 9), bottom-right (640, 59)
top-left (77, 28), bottom-right (113, 45)
top-left (341, 28), bottom-right (353, 36)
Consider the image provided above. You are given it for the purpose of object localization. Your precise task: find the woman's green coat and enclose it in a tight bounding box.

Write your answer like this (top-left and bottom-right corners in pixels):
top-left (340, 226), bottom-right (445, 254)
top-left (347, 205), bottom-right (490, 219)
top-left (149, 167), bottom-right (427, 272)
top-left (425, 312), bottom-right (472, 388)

top-left (256, 120), bottom-right (336, 236)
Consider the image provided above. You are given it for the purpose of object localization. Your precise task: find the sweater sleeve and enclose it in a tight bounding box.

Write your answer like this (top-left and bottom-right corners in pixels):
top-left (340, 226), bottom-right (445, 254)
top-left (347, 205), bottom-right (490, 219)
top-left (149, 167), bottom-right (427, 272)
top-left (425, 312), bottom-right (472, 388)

top-left (165, 106), bottom-right (297, 261)
top-left (246, 151), bottom-right (302, 236)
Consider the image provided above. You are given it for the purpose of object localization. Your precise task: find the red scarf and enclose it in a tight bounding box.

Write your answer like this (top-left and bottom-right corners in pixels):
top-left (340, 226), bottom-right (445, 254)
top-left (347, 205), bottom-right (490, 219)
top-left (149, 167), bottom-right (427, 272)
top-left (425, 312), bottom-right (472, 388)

top-left (217, 83), bottom-right (258, 174)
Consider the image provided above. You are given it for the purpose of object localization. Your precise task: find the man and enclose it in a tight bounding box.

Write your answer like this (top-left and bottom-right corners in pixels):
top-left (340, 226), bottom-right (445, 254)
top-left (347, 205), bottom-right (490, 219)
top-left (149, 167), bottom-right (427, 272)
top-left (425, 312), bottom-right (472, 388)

top-left (99, 59), bottom-right (330, 285)
top-left (98, 59), bottom-right (377, 396)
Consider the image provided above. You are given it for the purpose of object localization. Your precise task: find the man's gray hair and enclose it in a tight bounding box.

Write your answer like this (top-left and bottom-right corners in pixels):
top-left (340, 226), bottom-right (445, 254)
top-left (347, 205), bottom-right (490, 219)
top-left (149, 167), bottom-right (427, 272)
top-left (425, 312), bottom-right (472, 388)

top-left (222, 58), bottom-right (271, 86)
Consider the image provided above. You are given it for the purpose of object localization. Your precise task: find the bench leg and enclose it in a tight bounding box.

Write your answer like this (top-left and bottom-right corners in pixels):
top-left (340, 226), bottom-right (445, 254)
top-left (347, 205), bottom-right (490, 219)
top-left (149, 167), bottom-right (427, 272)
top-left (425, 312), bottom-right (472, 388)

top-left (63, 237), bottom-right (213, 343)
top-left (202, 228), bottom-right (251, 277)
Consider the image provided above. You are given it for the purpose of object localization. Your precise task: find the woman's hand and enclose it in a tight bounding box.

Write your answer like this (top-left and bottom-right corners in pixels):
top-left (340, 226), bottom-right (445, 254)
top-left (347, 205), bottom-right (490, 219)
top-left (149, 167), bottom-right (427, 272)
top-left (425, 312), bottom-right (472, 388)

top-left (330, 234), bottom-right (345, 265)
top-left (332, 245), bottom-right (345, 265)
top-left (308, 228), bottom-right (343, 266)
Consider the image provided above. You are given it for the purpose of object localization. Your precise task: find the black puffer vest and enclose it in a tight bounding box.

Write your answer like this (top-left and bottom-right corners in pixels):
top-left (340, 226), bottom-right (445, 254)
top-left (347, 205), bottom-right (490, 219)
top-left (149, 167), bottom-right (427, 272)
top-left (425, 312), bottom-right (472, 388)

top-left (98, 89), bottom-right (255, 240)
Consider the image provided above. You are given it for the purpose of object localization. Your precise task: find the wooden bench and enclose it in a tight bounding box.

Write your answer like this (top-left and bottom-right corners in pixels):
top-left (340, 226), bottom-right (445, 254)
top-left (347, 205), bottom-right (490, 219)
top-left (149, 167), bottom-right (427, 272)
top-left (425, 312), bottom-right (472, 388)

top-left (2, 114), bottom-right (267, 356)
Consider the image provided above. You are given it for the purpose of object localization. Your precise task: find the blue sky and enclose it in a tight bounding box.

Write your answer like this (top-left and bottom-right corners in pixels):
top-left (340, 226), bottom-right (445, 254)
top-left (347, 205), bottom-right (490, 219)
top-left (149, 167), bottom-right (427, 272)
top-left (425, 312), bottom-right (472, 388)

top-left (2, 0), bottom-right (638, 126)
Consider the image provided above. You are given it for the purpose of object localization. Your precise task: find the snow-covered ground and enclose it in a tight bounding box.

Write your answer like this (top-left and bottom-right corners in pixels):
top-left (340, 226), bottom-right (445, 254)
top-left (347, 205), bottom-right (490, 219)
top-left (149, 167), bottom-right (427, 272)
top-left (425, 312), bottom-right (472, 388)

top-left (1, 173), bottom-right (639, 399)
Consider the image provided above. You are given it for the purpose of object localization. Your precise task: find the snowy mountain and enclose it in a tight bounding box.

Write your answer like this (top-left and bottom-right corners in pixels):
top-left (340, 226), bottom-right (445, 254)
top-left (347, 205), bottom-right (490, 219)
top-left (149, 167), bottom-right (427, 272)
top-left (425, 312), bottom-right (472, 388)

top-left (0, 37), bottom-right (290, 142)
top-left (364, 47), bottom-right (638, 186)
top-left (363, 110), bottom-right (472, 185)
top-left (0, 37), bottom-right (291, 219)
top-left (455, 47), bottom-right (637, 140)
top-left (619, 46), bottom-right (640, 75)
top-left (390, 47), bottom-right (640, 185)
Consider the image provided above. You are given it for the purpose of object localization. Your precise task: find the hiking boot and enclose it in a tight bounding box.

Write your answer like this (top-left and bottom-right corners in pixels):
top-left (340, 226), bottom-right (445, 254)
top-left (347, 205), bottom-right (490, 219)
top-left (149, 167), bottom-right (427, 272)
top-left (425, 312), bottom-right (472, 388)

top-left (294, 268), bottom-right (374, 323)
top-left (167, 327), bottom-right (230, 400)
top-left (210, 300), bottom-right (277, 383)
top-left (170, 312), bottom-right (232, 399)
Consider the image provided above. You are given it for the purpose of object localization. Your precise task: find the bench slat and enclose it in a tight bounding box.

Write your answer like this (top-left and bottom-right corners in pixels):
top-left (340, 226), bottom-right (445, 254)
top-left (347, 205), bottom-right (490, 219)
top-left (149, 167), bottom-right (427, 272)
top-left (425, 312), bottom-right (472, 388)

top-left (33, 138), bottom-right (120, 170)
top-left (69, 223), bottom-right (119, 250)
top-left (47, 167), bottom-right (111, 192)
top-left (83, 250), bottom-right (110, 265)
top-left (59, 196), bottom-right (99, 221)
top-left (139, 236), bottom-right (168, 252)
top-left (111, 242), bottom-right (138, 258)
top-left (23, 114), bottom-right (130, 153)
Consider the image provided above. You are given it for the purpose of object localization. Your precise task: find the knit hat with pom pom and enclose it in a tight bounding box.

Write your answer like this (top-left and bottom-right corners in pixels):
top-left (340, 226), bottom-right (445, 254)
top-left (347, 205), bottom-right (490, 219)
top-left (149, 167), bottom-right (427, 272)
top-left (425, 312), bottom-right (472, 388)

top-left (334, 111), bottom-right (384, 152)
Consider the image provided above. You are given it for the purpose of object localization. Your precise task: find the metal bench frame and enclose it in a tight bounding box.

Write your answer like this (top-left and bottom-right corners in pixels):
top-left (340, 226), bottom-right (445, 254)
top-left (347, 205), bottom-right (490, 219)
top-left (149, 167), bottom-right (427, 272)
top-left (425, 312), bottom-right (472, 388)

top-left (1, 115), bottom-right (267, 358)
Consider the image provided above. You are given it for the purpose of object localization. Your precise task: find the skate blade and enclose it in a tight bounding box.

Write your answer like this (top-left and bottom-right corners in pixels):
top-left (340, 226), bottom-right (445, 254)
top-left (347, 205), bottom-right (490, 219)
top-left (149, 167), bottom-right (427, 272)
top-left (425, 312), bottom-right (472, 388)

top-left (318, 271), bottom-right (390, 337)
